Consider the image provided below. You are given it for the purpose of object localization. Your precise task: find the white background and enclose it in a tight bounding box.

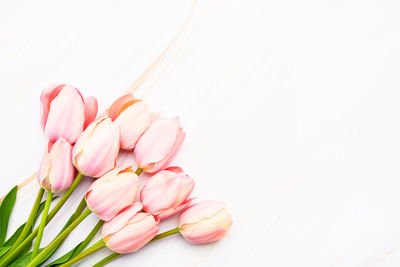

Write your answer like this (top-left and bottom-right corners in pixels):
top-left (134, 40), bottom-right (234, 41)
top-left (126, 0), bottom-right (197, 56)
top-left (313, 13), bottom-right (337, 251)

top-left (1, 0), bottom-right (400, 266)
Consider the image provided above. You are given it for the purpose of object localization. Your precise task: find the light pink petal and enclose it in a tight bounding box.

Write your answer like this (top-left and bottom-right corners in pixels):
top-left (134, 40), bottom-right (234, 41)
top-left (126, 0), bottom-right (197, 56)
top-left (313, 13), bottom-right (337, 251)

top-left (37, 138), bottom-right (75, 193)
top-left (182, 227), bottom-right (228, 244)
top-left (83, 96), bottom-right (98, 129)
top-left (151, 112), bottom-right (160, 122)
top-left (134, 118), bottom-right (179, 167)
top-left (116, 101), bottom-right (152, 150)
top-left (149, 128), bottom-right (185, 173)
top-left (164, 166), bottom-right (183, 174)
top-left (105, 213), bottom-right (159, 253)
top-left (86, 168), bottom-right (139, 221)
top-left (40, 83), bottom-right (63, 130)
top-left (37, 144), bottom-right (52, 189)
top-left (173, 173), bottom-right (195, 206)
top-left (179, 200), bottom-right (227, 225)
top-left (179, 203), bottom-right (232, 244)
top-left (141, 171), bottom-right (181, 215)
top-left (157, 198), bottom-right (193, 220)
top-left (73, 117), bottom-right (120, 177)
top-left (44, 85), bottom-right (85, 143)
top-left (107, 94), bottom-right (135, 121)
top-left (48, 138), bottom-right (75, 193)
top-left (102, 202), bottom-right (143, 236)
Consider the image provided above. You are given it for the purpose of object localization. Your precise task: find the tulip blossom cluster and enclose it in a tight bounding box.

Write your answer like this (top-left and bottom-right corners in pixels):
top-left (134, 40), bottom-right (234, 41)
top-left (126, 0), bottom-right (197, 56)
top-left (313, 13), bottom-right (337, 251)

top-left (0, 86), bottom-right (232, 267)
top-left (38, 83), bottom-right (98, 193)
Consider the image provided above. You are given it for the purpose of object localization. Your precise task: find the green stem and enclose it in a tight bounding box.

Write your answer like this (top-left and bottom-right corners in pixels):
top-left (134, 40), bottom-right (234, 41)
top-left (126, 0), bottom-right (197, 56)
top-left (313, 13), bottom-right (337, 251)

top-left (47, 173), bottom-right (84, 222)
top-left (92, 227), bottom-right (180, 267)
top-left (31, 191), bottom-right (52, 260)
top-left (74, 220), bottom-right (104, 255)
top-left (0, 174), bottom-right (84, 267)
top-left (11, 188), bottom-right (44, 250)
top-left (135, 168), bottom-right (143, 175)
top-left (50, 220), bottom-right (104, 265)
top-left (27, 208), bottom-right (92, 267)
top-left (92, 253), bottom-right (121, 267)
top-left (151, 227), bottom-right (180, 241)
top-left (58, 240), bottom-right (105, 267)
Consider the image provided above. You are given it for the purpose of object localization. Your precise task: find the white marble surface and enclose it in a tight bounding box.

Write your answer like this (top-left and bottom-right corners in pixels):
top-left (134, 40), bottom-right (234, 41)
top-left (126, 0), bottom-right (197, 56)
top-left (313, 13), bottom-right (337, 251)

top-left (1, 0), bottom-right (400, 266)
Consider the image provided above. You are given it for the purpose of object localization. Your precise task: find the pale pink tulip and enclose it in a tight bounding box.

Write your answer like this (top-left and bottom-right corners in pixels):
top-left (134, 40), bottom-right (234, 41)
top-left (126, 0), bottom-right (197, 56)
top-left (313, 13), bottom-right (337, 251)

top-left (37, 138), bottom-right (75, 193)
top-left (179, 200), bottom-right (232, 244)
top-left (86, 167), bottom-right (139, 221)
top-left (134, 117), bottom-right (185, 173)
top-left (141, 166), bottom-right (194, 219)
top-left (72, 117), bottom-right (120, 178)
top-left (40, 83), bottom-right (98, 144)
top-left (102, 203), bottom-right (159, 253)
top-left (107, 94), bottom-right (152, 150)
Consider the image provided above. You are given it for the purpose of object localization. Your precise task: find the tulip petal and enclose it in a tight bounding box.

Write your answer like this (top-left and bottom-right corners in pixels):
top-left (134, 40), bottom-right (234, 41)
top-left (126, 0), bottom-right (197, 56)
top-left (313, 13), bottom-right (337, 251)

top-left (86, 168), bottom-right (139, 221)
top-left (73, 117), bottom-right (120, 177)
top-left (141, 171), bottom-right (181, 214)
top-left (105, 213), bottom-right (159, 253)
top-left (149, 128), bottom-right (185, 173)
top-left (115, 101), bottom-right (152, 150)
top-left (48, 138), bottom-right (75, 193)
top-left (83, 96), bottom-right (98, 129)
top-left (44, 85), bottom-right (85, 143)
top-left (107, 94), bottom-right (135, 121)
top-left (102, 202), bottom-right (143, 236)
top-left (135, 117), bottom-right (185, 173)
top-left (157, 198), bottom-right (193, 220)
top-left (40, 83), bottom-right (63, 130)
top-left (37, 138), bottom-right (75, 193)
top-left (180, 200), bottom-right (227, 225)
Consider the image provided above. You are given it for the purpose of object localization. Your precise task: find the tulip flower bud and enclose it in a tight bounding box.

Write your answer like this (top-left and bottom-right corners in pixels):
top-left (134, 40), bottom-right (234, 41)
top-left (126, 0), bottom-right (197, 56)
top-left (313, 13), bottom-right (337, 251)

top-left (107, 94), bottom-right (152, 150)
top-left (102, 203), bottom-right (159, 253)
top-left (37, 138), bottom-right (75, 193)
top-left (141, 166), bottom-right (194, 219)
top-left (134, 117), bottom-right (185, 173)
top-left (72, 117), bottom-right (120, 178)
top-left (86, 167), bottom-right (139, 221)
top-left (179, 200), bottom-right (232, 244)
top-left (40, 83), bottom-right (98, 144)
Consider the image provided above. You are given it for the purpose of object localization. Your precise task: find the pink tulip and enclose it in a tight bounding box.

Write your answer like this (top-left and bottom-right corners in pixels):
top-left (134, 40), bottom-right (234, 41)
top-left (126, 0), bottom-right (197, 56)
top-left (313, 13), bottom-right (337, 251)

top-left (141, 166), bottom-right (194, 219)
top-left (40, 83), bottom-right (98, 144)
top-left (179, 200), bottom-right (232, 244)
top-left (72, 117), bottom-right (120, 178)
top-left (37, 138), bottom-right (75, 193)
top-left (86, 167), bottom-right (139, 221)
top-left (102, 203), bottom-right (159, 253)
top-left (107, 94), bottom-right (152, 150)
top-left (134, 117), bottom-right (185, 173)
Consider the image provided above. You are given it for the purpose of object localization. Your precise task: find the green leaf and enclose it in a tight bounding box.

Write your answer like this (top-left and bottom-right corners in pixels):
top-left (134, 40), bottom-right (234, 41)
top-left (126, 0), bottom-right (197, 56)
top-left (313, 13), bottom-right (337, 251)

top-left (3, 223), bottom-right (25, 248)
top-left (2, 195), bottom-right (58, 249)
top-left (0, 186), bottom-right (18, 246)
top-left (0, 195), bottom-right (59, 263)
top-left (11, 208), bottom-right (82, 266)
top-left (8, 248), bottom-right (44, 267)
top-left (0, 246), bottom-right (11, 258)
top-left (46, 241), bottom-right (84, 267)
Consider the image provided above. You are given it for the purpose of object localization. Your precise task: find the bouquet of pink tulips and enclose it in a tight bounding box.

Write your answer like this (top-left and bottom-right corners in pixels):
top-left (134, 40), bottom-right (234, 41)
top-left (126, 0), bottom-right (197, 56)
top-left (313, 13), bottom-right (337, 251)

top-left (0, 84), bottom-right (232, 267)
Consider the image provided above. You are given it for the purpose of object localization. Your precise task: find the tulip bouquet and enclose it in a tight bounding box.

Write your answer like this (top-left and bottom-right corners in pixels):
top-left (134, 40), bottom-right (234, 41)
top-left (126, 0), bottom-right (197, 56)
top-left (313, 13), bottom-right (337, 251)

top-left (0, 84), bottom-right (232, 267)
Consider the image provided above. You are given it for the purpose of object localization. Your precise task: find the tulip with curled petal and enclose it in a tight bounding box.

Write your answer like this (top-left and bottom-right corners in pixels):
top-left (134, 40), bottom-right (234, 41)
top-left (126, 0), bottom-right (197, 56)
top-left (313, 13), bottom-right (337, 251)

top-left (179, 200), bottom-right (232, 244)
top-left (86, 167), bottom-right (139, 221)
top-left (102, 203), bottom-right (159, 253)
top-left (141, 166), bottom-right (194, 219)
